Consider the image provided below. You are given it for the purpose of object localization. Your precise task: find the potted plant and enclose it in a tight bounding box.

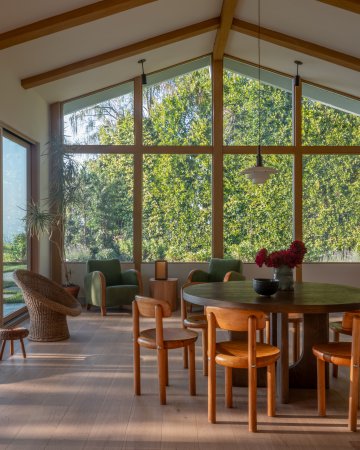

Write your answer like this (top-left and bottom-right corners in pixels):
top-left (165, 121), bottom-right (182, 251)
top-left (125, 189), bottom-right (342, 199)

top-left (23, 139), bottom-right (81, 297)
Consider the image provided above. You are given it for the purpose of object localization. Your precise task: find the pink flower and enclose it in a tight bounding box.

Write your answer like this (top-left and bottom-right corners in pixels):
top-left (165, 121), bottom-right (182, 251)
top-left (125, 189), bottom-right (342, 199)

top-left (255, 241), bottom-right (307, 268)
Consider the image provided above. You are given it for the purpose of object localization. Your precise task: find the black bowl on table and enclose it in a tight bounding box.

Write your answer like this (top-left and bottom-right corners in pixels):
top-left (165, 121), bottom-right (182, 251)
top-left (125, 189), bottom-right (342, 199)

top-left (252, 278), bottom-right (279, 296)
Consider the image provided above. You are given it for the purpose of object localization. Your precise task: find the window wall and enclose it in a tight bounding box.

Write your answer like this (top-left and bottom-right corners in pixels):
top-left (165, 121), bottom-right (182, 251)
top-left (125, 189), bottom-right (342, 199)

top-left (1, 131), bottom-right (32, 322)
top-left (58, 56), bottom-right (360, 274)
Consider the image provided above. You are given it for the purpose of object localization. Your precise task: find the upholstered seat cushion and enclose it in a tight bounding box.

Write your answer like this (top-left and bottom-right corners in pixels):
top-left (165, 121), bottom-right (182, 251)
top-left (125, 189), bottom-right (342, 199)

top-left (106, 285), bottom-right (139, 306)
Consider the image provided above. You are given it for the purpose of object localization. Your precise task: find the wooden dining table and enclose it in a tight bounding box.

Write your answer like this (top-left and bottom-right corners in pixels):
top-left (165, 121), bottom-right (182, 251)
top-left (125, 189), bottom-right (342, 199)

top-left (183, 281), bottom-right (360, 403)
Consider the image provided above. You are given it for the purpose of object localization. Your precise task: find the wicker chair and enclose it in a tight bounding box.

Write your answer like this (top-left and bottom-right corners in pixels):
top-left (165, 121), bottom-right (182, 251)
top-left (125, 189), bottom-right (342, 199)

top-left (13, 270), bottom-right (82, 342)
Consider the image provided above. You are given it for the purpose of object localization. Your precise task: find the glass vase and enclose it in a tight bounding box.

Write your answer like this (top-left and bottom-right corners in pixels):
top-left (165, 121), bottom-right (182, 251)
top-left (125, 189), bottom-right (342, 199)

top-left (273, 265), bottom-right (294, 291)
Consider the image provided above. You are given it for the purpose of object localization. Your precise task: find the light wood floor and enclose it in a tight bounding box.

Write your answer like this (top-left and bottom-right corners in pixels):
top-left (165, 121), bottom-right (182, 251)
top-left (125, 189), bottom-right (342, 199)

top-left (1, 310), bottom-right (360, 450)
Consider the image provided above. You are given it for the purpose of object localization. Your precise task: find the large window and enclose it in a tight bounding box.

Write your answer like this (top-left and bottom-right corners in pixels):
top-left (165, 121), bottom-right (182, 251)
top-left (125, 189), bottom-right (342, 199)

top-left (223, 59), bottom-right (293, 146)
top-left (60, 58), bottom-right (360, 268)
top-left (2, 133), bottom-right (30, 320)
top-left (143, 154), bottom-right (211, 261)
top-left (63, 82), bottom-right (134, 145)
top-left (303, 155), bottom-right (360, 262)
top-left (143, 58), bottom-right (212, 146)
top-left (224, 154), bottom-right (293, 261)
top-left (65, 154), bottom-right (133, 261)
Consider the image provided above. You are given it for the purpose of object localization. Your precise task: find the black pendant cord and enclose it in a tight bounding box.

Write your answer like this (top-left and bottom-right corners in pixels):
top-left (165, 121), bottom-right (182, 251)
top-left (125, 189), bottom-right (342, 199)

top-left (257, 0), bottom-right (262, 167)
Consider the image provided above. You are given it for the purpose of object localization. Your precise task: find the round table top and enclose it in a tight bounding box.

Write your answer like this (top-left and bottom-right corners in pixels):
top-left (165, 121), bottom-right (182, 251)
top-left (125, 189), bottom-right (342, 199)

top-left (183, 281), bottom-right (360, 314)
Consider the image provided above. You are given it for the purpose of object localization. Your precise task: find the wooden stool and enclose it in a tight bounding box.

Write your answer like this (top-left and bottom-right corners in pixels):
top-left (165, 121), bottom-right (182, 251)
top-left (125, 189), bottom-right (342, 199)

top-left (0, 327), bottom-right (29, 360)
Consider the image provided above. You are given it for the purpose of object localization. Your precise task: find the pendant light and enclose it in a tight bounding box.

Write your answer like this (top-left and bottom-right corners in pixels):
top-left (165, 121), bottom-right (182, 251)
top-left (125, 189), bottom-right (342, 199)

top-left (138, 58), bottom-right (147, 85)
top-left (241, 0), bottom-right (277, 185)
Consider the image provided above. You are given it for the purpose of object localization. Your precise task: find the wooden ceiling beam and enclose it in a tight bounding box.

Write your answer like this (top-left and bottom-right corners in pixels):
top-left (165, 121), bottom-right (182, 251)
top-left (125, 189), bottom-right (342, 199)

top-left (213, 0), bottom-right (238, 61)
top-left (21, 18), bottom-right (220, 89)
top-left (0, 0), bottom-right (158, 50)
top-left (232, 18), bottom-right (360, 72)
top-left (317, 0), bottom-right (360, 14)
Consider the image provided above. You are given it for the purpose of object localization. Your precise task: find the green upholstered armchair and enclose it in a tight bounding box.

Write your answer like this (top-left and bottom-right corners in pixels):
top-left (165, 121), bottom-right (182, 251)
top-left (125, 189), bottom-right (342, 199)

top-left (84, 259), bottom-right (143, 316)
top-left (186, 258), bottom-right (245, 283)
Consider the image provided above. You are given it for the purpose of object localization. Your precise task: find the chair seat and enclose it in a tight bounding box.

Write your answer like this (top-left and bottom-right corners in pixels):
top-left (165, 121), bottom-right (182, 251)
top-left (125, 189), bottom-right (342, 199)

top-left (312, 342), bottom-right (352, 366)
top-left (215, 340), bottom-right (280, 369)
top-left (329, 320), bottom-right (352, 336)
top-left (138, 327), bottom-right (198, 350)
top-left (184, 314), bottom-right (207, 328)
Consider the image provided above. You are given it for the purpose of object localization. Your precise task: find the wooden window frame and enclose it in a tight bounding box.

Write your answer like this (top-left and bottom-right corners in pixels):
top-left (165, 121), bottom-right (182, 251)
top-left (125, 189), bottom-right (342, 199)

top-left (51, 57), bottom-right (360, 284)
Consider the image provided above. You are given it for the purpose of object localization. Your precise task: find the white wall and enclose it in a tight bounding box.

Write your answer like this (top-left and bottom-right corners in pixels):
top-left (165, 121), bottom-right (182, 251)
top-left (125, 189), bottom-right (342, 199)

top-left (67, 261), bottom-right (360, 303)
top-left (0, 54), bottom-right (50, 276)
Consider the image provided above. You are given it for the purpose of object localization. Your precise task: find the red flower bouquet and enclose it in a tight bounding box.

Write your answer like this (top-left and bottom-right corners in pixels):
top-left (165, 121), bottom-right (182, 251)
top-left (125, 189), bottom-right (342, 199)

top-left (255, 240), bottom-right (307, 269)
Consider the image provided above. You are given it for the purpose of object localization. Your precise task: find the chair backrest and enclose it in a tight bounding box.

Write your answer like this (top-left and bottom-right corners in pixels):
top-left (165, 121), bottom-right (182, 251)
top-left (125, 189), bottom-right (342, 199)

top-left (206, 306), bottom-right (265, 332)
top-left (342, 310), bottom-right (360, 330)
top-left (87, 259), bottom-right (122, 286)
top-left (135, 295), bottom-right (172, 318)
top-left (208, 258), bottom-right (242, 282)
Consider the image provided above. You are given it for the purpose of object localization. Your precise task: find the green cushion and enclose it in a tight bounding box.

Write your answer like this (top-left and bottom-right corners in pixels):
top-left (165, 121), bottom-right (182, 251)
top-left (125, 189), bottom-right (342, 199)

top-left (106, 285), bottom-right (139, 307)
top-left (208, 258), bottom-right (241, 282)
top-left (87, 259), bottom-right (122, 287)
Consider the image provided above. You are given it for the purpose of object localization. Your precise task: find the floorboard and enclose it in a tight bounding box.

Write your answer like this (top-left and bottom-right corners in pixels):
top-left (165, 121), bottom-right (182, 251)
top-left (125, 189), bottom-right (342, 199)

top-left (0, 310), bottom-right (359, 449)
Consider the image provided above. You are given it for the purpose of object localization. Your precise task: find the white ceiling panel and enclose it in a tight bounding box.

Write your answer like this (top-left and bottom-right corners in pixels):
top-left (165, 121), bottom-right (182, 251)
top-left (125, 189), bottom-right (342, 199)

top-left (226, 31), bottom-right (360, 99)
top-left (32, 32), bottom-right (216, 103)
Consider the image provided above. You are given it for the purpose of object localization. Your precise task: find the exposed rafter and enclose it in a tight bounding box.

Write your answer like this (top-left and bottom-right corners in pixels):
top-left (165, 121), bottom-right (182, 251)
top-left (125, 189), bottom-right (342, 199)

top-left (232, 18), bottom-right (360, 72)
top-left (317, 0), bottom-right (360, 14)
top-left (0, 0), bottom-right (157, 51)
top-left (213, 0), bottom-right (238, 61)
top-left (21, 18), bottom-right (220, 89)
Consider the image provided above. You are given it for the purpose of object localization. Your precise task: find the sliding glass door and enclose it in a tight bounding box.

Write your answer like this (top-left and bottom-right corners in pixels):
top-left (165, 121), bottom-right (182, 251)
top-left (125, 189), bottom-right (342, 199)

top-left (2, 132), bottom-right (30, 322)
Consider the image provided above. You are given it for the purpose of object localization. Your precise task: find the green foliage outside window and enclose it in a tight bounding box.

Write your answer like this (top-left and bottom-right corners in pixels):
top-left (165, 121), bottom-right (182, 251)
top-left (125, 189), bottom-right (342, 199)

top-left (224, 155), bottom-right (293, 261)
top-left (143, 67), bottom-right (212, 146)
top-left (303, 155), bottom-right (360, 261)
top-left (303, 98), bottom-right (360, 146)
top-left (143, 154), bottom-right (211, 261)
top-left (223, 70), bottom-right (292, 146)
top-left (63, 62), bottom-right (360, 263)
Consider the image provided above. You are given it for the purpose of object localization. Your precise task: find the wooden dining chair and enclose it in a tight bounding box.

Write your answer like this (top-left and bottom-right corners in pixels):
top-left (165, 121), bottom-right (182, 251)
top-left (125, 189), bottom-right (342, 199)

top-left (133, 295), bottom-right (198, 405)
top-left (313, 313), bottom-right (360, 432)
top-left (207, 307), bottom-right (281, 432)
top-left (330, 311), bottom-right (359, 377)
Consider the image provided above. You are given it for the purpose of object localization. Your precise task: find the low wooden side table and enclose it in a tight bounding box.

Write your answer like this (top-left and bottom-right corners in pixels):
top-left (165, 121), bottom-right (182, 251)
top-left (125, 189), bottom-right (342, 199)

top-left (149, 278), bottom-right (178, 311)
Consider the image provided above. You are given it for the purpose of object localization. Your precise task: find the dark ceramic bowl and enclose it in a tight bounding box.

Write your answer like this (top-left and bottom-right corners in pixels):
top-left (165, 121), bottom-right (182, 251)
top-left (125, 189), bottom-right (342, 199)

top-left (253, 278), bottom-right (279, 296)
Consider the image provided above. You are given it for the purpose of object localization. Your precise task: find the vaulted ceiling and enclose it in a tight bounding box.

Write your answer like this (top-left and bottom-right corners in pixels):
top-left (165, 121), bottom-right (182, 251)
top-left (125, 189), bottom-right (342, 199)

top-left (1, 0), bottom-right (359, 103)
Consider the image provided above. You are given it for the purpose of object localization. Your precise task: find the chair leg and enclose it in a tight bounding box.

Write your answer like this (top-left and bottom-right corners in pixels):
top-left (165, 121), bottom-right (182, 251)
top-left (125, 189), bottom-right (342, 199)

top-left (188, 343), bottom-right (196, 396)
top-left (259, 329), bottom-right (264, 344)
top-left (133, 340), bottom-right (141, 395)
top-left (349, 361), bottom-right (359, 431)
top-left (267, 363), bottom-right (276, 417)
top-left (266, 319), bottom-right (270, 344)
top-left (0, 340), bottom-right (6, 360)
top-left (208, 352), bottom-right (216, 423)
top-left (202, 328), bottom-right (208, 376)
top-left (10, 340), bottom-right (14, 356)
top-left (165, 349), bottom-right (169, 386)
top-left (293, 322), bottom-right (300, 363)
top-left (20, 338), bottom-right (26, 358)
top-left (333, 331), bottom-right (339, 378)
top-left (225, 367), bottom-right (232, 408)
top-left (101, 306), bottom-right (106, 316)
top-left (157, 349), bottom-right (167, 405)
top-left (249, 365), bottom-right (257, 432)
top-left (86, 304), bottom-right (91, 310)
top-left (317, 358), bottom-right (326, 416)
top-left (183, 346), bottom-right (188, 369)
